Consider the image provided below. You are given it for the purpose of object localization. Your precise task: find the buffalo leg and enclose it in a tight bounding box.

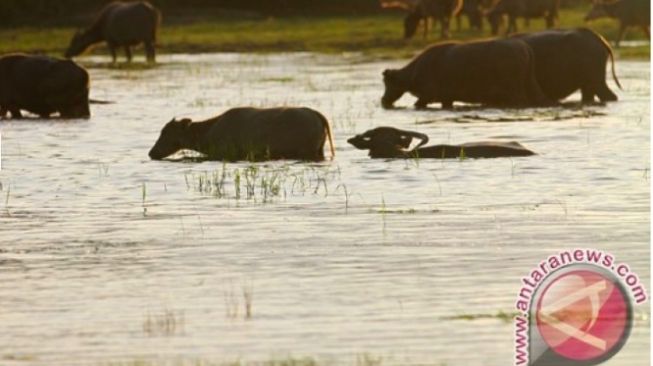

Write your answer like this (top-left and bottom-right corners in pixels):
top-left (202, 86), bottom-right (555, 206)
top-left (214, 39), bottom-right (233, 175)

top-left (545, 15), bottom-right (554, 29)
top-left (108, 44), bottom-right (118, 64)
top-left (0, 106), bottom-right (6, 118)
top-left (422, 18), bottom-right (430, 39)
top-left (145, 41), bottom-right (156, 63)
top-left (507, 16), bottom-right (518, 35)
top-left (580, 87), bottom-right (596, 104)
top-left (9, 108), bottom-right (22, 119)
top-left (441, 17), bottom-right (451, 39)
top-left (441, 100), bottom-right (454, 109)
top-left (124, 46), bottom-right (133, 63)
top-left (596, 84), bottom-right (618, 102)
top-left (415, 99), bottom-right (429, 109)
top-left (616, 23), bottom-right (626, 47)
top-left (643, 26), bottom-right (650, 39)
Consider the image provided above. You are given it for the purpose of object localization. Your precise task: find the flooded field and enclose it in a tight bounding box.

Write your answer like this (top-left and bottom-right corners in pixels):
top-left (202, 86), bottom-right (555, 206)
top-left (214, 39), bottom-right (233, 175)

top-left (0, 53), bottom-right (649, 365)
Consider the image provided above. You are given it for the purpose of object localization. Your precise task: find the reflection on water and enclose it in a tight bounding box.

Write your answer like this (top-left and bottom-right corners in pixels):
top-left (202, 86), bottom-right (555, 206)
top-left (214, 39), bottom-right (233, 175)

top-left (0, 54), bottom-right (649, 365)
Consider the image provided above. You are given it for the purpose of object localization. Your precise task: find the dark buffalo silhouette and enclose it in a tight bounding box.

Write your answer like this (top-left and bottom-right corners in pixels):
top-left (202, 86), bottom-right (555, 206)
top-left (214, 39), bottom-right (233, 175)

top-left (456, 0), bottom-right (488, 30)
top-left (149, 107), bottom-right (336, 161)
top-left (404, 0), bottom-right (464, 39)
top-left (381, 38), bottom-right (551, 109)
top-left (0, 54), bottom-right (90, 119)
top-left (65, 1), bottom-right (161, 63)
top-left (487, 0), bottom-right (560, 35)
top-left (585, 0), bottom-right (650, 47)
top-left (512, 28), bottom-right (622, 103)
top-left (348, 127), bottom-right (536, 158)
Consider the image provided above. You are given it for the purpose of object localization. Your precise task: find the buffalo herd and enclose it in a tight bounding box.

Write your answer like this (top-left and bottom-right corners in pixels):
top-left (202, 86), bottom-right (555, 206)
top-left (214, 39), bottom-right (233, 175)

top-left (0, 0), bottom-right (648, 161)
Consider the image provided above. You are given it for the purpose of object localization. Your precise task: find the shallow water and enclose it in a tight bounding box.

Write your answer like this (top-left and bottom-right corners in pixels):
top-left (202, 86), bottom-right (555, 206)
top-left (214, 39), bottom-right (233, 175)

top-left (0, 53), bottom-right (649, 365)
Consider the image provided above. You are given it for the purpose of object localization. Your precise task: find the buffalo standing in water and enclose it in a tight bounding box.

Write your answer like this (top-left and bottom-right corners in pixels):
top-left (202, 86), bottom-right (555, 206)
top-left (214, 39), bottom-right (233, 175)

top-left (348, 127), bottom-right (535, 159)
top-left (0, 54), bottom-right (90, 119)
top-left (487, 0), bottom-right (560, 35)
top-left (585, 0), bottom-right (650, 47)
top-left (65, 1), bottom-right (161, 63)
top-left (149, 107), bottom-right (336, 162)
top-left (512, 28), bottom-right (622, 103)
top-left (381, 38), bottom-right (551, 109)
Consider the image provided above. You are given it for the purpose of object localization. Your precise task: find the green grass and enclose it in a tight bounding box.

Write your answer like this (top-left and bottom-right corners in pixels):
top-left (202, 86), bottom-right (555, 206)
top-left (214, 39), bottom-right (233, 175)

top-left (0, 5), bottom-right (648, 59)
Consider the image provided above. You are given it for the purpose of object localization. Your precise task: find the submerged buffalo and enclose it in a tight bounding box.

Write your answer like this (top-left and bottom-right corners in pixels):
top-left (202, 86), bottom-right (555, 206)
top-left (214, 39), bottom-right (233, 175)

top-left (487, 0), bottom-right (560, 35)
top-left (65, 1), bottom-right (161, 63)
top-left (585, 0), bottom-right (650, 47)
top-left (348, 127), bottom-right (535, 159)
top-left (149, 107), bottom-right (336, 161)
top-left (512, 28), bottom-right (621, 103)
top-left (0, 54), bottom-right (90, 119)
top-left (381, 38), bottom-right (551, 109)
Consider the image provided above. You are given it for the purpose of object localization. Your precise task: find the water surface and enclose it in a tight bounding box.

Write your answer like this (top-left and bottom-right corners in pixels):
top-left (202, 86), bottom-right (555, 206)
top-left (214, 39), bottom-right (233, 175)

top-left (0, 54), bottom-right (649, 365)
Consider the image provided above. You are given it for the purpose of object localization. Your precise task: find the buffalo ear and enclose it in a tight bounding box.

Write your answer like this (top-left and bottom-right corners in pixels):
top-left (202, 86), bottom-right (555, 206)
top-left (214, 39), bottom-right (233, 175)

top-left (383, 69), bottom-right (401, 83)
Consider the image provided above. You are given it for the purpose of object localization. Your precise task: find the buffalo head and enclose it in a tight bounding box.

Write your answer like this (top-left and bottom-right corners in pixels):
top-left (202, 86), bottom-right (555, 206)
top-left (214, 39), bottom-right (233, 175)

top-left (585, 1), bottom-right (608, 21)
top-left (65, 30), bottom-right (92, 59)
top-left (348, 127), bottom-right (429, 155)
top-left (149, 118), bottom-right (192, 160)
top-left (381, 69), bottom-right (408, 109)
top-left (403, 11), bottom-right (423, 39)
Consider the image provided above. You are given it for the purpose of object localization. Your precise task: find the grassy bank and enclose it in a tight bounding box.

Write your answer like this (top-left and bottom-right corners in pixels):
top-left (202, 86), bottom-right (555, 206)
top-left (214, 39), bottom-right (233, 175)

top-left (0, 5), bottom-right (649, 59)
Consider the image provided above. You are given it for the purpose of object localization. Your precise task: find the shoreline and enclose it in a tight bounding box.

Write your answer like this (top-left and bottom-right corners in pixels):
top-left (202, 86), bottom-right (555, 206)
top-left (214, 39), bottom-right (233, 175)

top-left (0, 11), bottom-right (649, 61)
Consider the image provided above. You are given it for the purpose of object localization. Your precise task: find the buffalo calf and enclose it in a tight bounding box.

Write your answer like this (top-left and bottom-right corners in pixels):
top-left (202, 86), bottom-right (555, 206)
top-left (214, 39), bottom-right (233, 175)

top-left (348, 127), bottom-right (535, 159)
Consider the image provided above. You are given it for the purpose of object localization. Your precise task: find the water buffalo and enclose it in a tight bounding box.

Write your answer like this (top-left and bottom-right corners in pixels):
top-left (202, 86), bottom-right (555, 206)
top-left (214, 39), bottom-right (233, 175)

top-left (381, 38), bottom-right (551, 109)
top-left (404, 0), bottom-right (464, 39)
top-left (65, 1), bottom-right (161, 63)
top-left (585, 0), bottom-right (650, 47)
top-left (380, 0), bottom-right (463, 39)
top-left (348, 127), bottom-right (535, 158)
top-left (0, 54), bottom-right (90, 119)
top-left (512, 28), bottom-right (621, 103)
top-left (148, 107), bottom-right (336, 161)
top-left (487, 0), bottom-right (560, 35)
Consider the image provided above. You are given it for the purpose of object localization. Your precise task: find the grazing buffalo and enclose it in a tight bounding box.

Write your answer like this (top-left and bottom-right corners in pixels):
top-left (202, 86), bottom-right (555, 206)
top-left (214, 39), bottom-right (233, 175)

top-left (487, 0), bottom-right (560, 35)
top-left (381, 38), bottom-right (551, 109)
top-left (585, 0), bottom-right (650, 47)
top-left (348, 127), bottom-right (535, 159)
top-left (512, 28), bottom-right (621, 103)
top-left (148, 107), bottom-right (336, 161)
top-left (380, 0), bottom-right (462, 39)
top-left (0, 54), bottom-right (90, 119)
top-left (405, 0), bottom-right (464, 39)
top-left (65, 1), bottom-right (161, 63)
